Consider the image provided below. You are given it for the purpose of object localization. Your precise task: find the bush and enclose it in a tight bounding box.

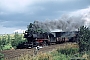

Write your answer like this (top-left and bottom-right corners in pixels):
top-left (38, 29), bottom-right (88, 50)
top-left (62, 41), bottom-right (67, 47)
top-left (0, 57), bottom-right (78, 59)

top-left (3, 44), bottom-right (12, 50)
top-left (0, 53), bottom-right (4, 60)
top-left (51, 50), bottom-right (70, 60)
top-left (11, 32), bottom-right (26, 49)
top-left (77, 26), bottom-right (90, 52)
top-left (57, 48), bottom-right (79, 55)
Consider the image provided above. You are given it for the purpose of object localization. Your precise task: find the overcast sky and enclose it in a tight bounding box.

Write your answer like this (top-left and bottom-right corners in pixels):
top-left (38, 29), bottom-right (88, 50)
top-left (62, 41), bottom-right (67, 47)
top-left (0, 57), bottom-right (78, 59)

top-left (0, 0), bottom-right (90, 34)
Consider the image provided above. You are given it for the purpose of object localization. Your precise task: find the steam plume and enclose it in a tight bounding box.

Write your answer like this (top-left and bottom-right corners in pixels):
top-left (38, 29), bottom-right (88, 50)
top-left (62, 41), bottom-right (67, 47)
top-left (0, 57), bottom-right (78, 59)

top-left (33, 15), bottom-right (85, 32)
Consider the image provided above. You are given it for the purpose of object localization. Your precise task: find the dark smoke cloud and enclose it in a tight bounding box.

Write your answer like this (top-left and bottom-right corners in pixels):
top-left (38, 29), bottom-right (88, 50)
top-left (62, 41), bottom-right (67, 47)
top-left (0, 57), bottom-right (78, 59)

top-left (33, 15), bottom-right (85, 32)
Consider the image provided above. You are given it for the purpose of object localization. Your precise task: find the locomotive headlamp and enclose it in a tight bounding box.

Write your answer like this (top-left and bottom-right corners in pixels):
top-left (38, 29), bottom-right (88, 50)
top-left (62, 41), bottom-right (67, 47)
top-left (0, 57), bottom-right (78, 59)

top-left (25, 33), bottom-right (27, 34)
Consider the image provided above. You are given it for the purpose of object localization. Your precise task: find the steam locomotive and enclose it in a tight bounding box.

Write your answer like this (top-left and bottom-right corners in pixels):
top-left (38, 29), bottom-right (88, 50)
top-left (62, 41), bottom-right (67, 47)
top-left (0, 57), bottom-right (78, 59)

top-left (16, 22), bottom-right (79, 49)
top-left (23, 30), bottom-right (78, 48)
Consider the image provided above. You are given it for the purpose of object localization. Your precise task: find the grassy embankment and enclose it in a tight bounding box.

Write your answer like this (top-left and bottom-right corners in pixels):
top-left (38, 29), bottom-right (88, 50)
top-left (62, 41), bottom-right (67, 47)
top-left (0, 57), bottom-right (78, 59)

top-left (9, 43), bottom-right (90, 60)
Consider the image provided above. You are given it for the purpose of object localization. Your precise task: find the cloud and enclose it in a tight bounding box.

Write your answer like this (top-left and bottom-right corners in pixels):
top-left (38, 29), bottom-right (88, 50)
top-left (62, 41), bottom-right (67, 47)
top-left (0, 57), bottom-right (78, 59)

top-left (0, 0), bottom-right (81, 13)
top-left (0, 21), bottom-right (28, 28)
top-left (0, 12), bottom-right (8, 15)
top-left (0, 25), bottom-right (17, 34)
top-left (13, 29), bottom-right (25, 33)
top-left (69, 6), bottom-right (90, 27)
top-left (0, 0), bottom-right (34, 13)
top-left (0, 0), bottom-right (89, 16)
top-left (69, 6), bottom-right (90, 16)
top-left (0, 25), bottom-right (26, 34)
top-left (0, 0), bottom-right (53, 13)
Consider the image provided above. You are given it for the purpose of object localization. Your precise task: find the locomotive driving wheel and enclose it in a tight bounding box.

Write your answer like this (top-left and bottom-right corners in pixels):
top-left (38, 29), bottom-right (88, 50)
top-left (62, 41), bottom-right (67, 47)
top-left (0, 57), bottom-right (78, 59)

top-left (43, 40), bottom-right (47, 46)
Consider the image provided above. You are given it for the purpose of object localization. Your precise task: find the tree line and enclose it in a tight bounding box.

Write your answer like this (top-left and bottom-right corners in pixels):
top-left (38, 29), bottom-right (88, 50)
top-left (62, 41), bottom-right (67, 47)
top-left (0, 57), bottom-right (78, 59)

top-left (0, 32), bottom-right (26, 51)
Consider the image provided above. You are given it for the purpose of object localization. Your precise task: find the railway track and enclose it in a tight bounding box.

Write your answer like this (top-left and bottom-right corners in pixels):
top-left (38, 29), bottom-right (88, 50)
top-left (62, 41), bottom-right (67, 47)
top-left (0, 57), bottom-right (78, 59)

top-left (0, 42), bottom-right (78, 60)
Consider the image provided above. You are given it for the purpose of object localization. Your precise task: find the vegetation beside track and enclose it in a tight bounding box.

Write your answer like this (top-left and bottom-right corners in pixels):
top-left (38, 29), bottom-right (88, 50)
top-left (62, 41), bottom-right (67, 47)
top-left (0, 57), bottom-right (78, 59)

top-left (0, 32), bottom-right (26, 51)
top-left (12, 46), bottom-right (90, 60)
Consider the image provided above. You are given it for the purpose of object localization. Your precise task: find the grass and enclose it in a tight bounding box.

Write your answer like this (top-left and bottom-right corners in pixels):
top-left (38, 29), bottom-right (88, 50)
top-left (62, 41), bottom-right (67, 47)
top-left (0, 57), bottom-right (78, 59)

top-left (2, 44), bottom-right (12, 50)
top-left (13, 47), bottom-right (89, 60)
top-left (12, 48), bottom-right (78, 60)
top-left (50, 50), bottom-right (70, 60)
